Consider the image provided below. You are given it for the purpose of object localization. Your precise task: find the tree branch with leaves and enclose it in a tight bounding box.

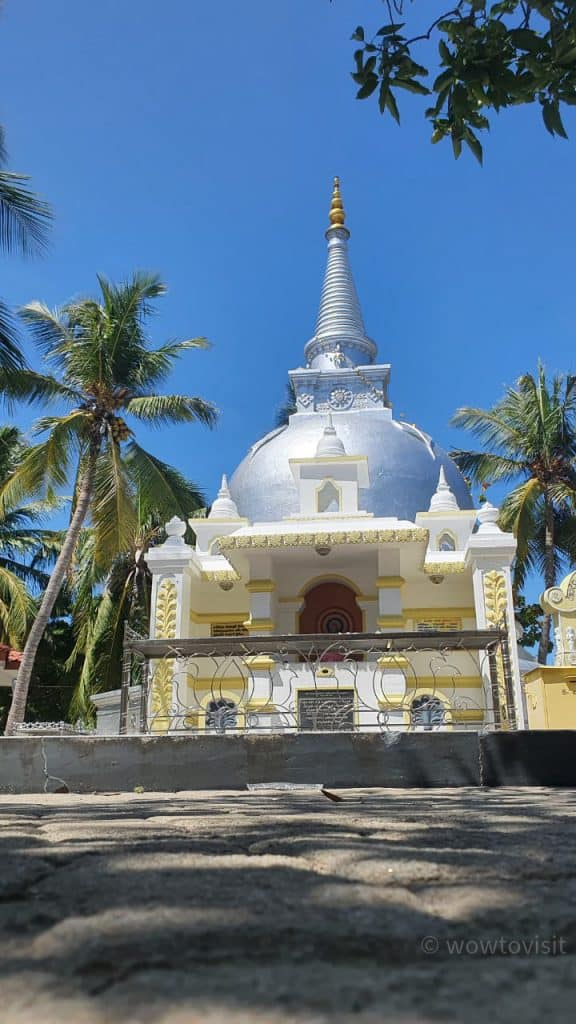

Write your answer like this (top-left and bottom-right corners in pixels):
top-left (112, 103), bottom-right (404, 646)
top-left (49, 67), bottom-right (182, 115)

top-left (347, 1), bottom-right (576, 162)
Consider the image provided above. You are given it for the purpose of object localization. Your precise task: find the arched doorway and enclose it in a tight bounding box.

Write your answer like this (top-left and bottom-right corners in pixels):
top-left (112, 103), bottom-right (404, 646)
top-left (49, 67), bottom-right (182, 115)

top-left (299, 581), bottom-right (363, 635)
top-left (297, 581), bottom-right (361, 729)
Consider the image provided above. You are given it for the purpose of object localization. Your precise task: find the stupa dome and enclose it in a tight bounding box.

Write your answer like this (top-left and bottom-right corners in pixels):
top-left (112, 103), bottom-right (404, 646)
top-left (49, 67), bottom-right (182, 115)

top-left (230, 413), bottom-right (471, 522)
top-left (228, 177), bottom-right (472, 523)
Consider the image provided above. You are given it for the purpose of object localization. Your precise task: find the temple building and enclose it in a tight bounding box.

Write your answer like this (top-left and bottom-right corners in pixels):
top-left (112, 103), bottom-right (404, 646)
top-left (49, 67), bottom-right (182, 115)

top-left (99, 179), bottom-right (529, 735)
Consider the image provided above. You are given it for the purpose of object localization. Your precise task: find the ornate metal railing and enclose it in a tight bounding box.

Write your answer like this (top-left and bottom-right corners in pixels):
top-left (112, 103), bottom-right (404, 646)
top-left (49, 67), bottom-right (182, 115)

top-left (119, 627), bottom-right (517, 735)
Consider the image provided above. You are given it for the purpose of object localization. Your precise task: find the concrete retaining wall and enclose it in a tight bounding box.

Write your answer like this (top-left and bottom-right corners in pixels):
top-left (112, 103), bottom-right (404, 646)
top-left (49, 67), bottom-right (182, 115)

top-left (0, 731), bottom-right (574, 793)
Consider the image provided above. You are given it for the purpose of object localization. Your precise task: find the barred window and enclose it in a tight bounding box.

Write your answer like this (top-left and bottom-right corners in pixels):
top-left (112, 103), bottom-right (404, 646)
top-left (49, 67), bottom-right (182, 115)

top-left (206, 699), bottom-right (238, 732)
top-left (411, 695), bottom-right (445, 730)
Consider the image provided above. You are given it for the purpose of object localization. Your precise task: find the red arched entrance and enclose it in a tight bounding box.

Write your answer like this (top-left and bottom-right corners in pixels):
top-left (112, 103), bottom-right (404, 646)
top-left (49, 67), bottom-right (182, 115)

top-left (299, 581), bottom-right (363, 636)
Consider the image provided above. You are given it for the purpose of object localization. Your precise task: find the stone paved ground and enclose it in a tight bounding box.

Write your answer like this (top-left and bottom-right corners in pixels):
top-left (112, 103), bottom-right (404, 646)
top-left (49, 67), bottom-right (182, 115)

top-left (0, 788), bottom-right (575, 1023)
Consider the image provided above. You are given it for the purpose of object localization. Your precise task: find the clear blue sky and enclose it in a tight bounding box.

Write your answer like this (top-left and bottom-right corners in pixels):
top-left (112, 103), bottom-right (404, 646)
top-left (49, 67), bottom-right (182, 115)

top-left (1, 0), bottom-right (575, 530)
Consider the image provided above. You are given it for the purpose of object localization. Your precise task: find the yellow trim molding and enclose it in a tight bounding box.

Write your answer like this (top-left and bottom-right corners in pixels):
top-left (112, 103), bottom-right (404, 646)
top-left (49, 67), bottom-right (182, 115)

top-left (377, 654), bottom-right (410, 668)
top-left (246, 579), bottom-right (276, 593)
top-left (244, 618), bottom-right (276, 633)
top-left (405, 676), bottom-right (482, 690)
top-left (244, 655), bottom-right (276, 670)
top-left (219, 527), bottom-right (429, 551)
top-left (404, 607), bottom-right (475, 620)
top-left (452, 709), bottom-right (484, 722)
top-left (376, 576), bottom-right (405, 589)
top-left (190, 611), bottom-right (248, 624)
top-left (377, 615), bottom-right (405, 629)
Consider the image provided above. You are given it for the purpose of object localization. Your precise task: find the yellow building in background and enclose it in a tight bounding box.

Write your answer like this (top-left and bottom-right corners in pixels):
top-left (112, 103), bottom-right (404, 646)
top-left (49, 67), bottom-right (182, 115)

top-left (524, 571), bottom-right (576, 729)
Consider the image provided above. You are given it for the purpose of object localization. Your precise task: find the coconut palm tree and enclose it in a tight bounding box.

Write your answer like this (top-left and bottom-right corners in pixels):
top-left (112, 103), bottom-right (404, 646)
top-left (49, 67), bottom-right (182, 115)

top-left (0, 425), bottom-right (61, 646)
top-left (69, 476), bottom-right (206, 722)
top-left (0, 124), bottom-right (51, 370)
top-left (451, 366), bottom-right (576, 664)
top-left (1, 272), bottom-right (216, 733)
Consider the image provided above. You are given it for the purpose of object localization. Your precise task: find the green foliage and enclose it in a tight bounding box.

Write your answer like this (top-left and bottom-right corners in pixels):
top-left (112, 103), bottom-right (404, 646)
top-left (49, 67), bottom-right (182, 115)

top-left (0, 425), bottom-right (60, 645)
top-left (349, 2), bottom-right (576, 162)
top-left (0, 124), bottom-right (51, 371)
top-left (515, 593), bottom-right (552, 651)
top-left (1, 272), bottom-right (216, 728)
top-left (69, 493), bottom-right (204, 723)
top-left (451, 364), bottom-right (576, 662)
top-left (274, 380), bottom-right (297, 428)
top-left (0, 598), bottom-right (75, 731)
top-left (1, 272), bottom-right (216, 571)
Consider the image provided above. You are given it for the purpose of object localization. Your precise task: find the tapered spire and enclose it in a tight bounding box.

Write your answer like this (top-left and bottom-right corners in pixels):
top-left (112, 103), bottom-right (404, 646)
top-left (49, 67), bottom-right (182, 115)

top-left (429, 466), bottom-right (460, 512)
top-left (304, 177), bottom-right (376, 371)
top-left (209, 474), bottom-right (241, 519)
top-left (316, 413), bottom-right (347, 457)
top-left (328, 176), bottom-right (346, 230)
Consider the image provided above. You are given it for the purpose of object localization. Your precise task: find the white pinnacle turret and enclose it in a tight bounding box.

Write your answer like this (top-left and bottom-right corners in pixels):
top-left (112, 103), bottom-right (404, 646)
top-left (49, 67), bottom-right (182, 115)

top-left (304, 177), bottom-right (377, 371)
top-left (316, 413), bottom-right (346, 457)
top-left (209, 474), bottom-right (240, 520)
top-left (429, 466), bottom-right (460, 512)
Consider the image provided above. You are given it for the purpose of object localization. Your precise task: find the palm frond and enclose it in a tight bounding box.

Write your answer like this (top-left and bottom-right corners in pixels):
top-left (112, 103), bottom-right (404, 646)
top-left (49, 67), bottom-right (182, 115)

top-left (0, 299), bottom-right (25, 371)
top-left (450, 451), bottom-right (523, 485)
top-left (123, 440), bottom-right (205, 521)
top-left (0, 411), bottom-right (87, 510)
top-left (0, 170), bottom-right (51, 257)
top-left (127, 393), bottom-right (217, 428)
top-left (91, 443), bottom-right (137, 571)
top-left (451, 407), bottom-right (526, 454)
top-left (0, 564), bottom-right (35, 644)
top-left (0, 366), bottom-right (81, 409)
top-left (70, 570), bottom-right (134, 720)
top-left (132, 337), bottom-right (211, 389)
top-left (499, 479), bottom-right (543, 590)
top-left (19, 301), bottom-right (73, 357)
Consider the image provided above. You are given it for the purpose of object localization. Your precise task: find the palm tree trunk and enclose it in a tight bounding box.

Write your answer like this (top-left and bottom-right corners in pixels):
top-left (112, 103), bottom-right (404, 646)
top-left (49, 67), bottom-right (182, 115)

top-left (4, 442), bottom-right (99, 735)
top-left (538, 494), bottom-right (556, 665)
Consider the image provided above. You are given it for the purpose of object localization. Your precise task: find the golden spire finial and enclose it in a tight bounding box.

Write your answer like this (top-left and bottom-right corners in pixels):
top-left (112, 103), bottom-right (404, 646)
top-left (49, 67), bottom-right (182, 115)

top-left (328, 175), bottom-right (346, 229)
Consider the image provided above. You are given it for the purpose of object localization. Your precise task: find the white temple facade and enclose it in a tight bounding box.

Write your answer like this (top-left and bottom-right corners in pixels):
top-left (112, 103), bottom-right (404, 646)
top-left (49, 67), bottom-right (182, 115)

top-left (117, 179), bottom-right (527, 735)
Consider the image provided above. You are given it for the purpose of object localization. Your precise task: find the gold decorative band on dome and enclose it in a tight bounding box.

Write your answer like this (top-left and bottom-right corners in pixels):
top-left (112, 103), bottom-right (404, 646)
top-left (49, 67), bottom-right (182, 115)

top-left (328, 176), bottom-right (346, 229)
top-left (219, 528), bottom-right (428, 551)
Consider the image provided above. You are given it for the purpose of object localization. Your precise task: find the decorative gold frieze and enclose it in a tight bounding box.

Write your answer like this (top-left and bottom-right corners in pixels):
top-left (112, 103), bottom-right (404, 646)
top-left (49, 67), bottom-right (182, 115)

top-left (219, 528), bottom-right (428, 551)
top-left (422, 562), bottom-right (467, 575)
top-left (200, 569), bottom-right (241, 583)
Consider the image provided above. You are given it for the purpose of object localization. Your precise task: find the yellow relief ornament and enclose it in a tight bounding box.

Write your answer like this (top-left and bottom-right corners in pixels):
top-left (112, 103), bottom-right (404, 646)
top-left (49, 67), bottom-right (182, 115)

top-left (482, 570), bottom-right (515, 728)
top-left (150, 577), bottom-right (177, 732)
